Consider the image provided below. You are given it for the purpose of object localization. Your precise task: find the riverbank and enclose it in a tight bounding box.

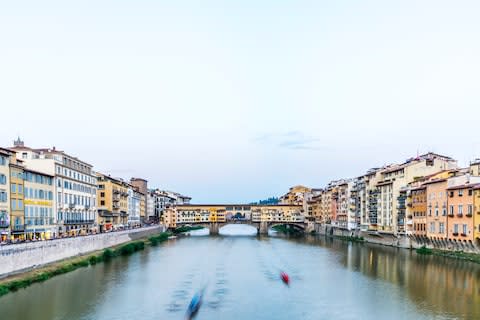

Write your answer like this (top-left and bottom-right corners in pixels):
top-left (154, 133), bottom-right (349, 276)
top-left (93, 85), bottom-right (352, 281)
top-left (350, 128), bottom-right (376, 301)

top-left (415, 245), bottom-right (480, 264)
top-left (0, 231), bottom-right (171, 298)
top-left (271, 225), bottom-right (303, 235)
top-left (173, 225), bottom-right (205, 234)
top-left (0, 226), bottom-right (164, 276)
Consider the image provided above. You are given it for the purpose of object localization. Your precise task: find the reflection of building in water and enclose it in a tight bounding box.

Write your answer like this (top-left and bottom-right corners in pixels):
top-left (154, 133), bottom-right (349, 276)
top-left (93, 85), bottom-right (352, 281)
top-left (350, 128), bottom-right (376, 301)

top-left (342, 242), bottom-right (480, 318)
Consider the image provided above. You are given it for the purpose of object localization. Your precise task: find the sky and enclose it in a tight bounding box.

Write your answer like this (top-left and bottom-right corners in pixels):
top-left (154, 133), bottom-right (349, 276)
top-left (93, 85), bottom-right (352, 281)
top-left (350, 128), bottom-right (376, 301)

top-left (1, 1), bottom-right (480, 203)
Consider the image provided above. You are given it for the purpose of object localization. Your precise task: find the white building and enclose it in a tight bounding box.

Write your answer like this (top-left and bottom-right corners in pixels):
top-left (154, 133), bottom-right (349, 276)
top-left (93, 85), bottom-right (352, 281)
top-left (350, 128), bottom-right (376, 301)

top-left (11, 138), bottom-right (98, 236)
top-left (127, 186), bottom-right (141, 226)
top-left (146, 190), bottom-right (155, 221)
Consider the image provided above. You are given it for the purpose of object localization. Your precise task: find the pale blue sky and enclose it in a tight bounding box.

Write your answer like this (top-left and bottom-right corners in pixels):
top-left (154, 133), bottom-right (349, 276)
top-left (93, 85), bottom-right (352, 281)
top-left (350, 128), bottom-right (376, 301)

top-left (1, 1), bottom-right (480, 203)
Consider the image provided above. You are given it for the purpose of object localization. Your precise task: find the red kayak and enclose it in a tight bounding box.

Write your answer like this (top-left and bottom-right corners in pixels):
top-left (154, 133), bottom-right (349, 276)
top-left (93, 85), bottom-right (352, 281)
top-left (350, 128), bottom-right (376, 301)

top-left (280, 272), bottom-right (290, 286)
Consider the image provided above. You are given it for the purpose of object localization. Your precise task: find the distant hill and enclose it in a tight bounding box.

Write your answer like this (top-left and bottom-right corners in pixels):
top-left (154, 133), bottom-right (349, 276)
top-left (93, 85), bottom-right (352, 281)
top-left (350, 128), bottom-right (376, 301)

top-left (250, 197), bottom-right (279, 205)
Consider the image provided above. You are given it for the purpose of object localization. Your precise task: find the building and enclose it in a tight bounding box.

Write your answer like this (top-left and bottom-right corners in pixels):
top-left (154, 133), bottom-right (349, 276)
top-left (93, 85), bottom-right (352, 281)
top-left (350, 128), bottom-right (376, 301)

top-left (335, 181), bottom-right (350, 229)
top-left (11, 138), bottom-right (98, 236)
top-left (24, 169), bottom-right (55, 239)
top-left (470, 159), bottom-right (480, 176)
top-left (446, 182), bottom-right (477, 243)
top-left (163, 207), bottom-right (177, 229)
top-left (474, 185), bottom-right (480, 245)
top-left (425, 178), bottom-right (449, 240)
top-left (97, 173), bottom-right (128, 231)
top-left (375, 153), bottom-right (457, 234)
top-left (0, 148), bottom-right (13, 241)
top-left (130, 178), bottom-right (148, 223)
top-left (306, 194), bottom-right (322, 223)
top-left (279, 185), bottom-right (312, 206)
top-left (146, 190), bottom-right (155, 222)
top-left (410, 186), bottom-right (427, 238)
top-left (127, 185), bottom-right (142, 227)
top-left (9, 154), bottom-right (25, 240)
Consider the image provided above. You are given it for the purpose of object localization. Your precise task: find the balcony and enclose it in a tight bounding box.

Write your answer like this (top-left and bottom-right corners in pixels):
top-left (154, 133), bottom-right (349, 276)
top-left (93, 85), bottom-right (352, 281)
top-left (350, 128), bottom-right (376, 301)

top-left (457, 213), bottom-right (463, 218)
top-left (461, 233), bottom-right (467, 237)
top-left (448, 213), bottom-right (454, 217)
top-left (64, 219), bottom-right (95, 225)
top-left (466, 213), bottom-right (473, 217)
top-left (452, 232), bottom-right (459, 236)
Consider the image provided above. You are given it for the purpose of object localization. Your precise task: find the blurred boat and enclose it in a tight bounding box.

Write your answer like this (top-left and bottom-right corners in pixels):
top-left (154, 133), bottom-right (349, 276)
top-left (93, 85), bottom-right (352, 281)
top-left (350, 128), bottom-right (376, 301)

top-left (185, 289), bottom-right (204, 319)
top-left (280, 271), bottom-right (290, 286)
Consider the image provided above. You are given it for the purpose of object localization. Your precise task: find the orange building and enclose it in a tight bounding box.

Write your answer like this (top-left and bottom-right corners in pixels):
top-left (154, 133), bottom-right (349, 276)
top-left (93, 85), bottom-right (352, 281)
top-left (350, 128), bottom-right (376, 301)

top-left (425, 179), bottom-right (448, 240)
top-left (473, 185), bottom-right (480, 245)
top-left (411, 186), bottom-right (427, 237)
top-left (447, 183), bottom-right (476, 243)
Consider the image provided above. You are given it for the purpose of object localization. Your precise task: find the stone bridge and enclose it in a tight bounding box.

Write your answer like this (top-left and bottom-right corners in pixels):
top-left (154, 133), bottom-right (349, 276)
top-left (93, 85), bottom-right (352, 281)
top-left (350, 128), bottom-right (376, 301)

top-left (178, 220), bottom-right (310, 235)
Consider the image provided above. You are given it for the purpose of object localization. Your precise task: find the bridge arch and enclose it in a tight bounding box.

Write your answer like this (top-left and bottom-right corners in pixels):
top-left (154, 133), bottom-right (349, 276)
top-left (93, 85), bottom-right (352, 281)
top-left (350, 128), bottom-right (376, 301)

top-left (268, 222), bottom-right (306, 231)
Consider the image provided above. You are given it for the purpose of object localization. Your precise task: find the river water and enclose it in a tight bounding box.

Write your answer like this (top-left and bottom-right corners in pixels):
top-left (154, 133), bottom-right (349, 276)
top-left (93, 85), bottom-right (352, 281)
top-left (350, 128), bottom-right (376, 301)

top-left (0, 225), bottom-right (479, 319)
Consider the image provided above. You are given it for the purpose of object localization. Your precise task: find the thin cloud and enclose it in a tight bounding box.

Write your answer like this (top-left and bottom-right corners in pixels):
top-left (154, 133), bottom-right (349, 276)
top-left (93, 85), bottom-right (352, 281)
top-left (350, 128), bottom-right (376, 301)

top-left (253, 131), bottom-right (325, 151)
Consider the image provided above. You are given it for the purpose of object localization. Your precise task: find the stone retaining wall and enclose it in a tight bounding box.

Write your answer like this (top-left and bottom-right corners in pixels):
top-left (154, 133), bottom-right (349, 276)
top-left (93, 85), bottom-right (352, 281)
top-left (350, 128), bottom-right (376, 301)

top-left (315, 223), bottom-right (480, 253)
top-left (0, 226), bottom-right (165, 277)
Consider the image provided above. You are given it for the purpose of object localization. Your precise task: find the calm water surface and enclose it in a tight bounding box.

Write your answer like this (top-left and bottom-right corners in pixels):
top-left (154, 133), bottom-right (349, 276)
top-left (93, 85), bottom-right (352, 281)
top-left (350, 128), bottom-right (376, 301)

top-left (0, 226), bottom-right (479, 319)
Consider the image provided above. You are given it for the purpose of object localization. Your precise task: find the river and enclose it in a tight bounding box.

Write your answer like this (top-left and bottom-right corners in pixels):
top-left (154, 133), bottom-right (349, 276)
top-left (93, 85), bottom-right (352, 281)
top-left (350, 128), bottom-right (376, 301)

top-left (0, 225), bottom-right (479, 319)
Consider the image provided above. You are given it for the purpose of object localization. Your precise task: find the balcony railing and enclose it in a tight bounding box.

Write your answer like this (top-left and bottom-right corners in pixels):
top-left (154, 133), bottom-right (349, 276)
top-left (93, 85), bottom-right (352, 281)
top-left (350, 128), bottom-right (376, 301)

top-left (448, 213), bottom-right (454, 217)
top-left (466, 213), bottom-right (473, 217)
top-left (457, 213), bottom-right (463, 218)
top-left (461, 233), bottom-right (467, 237)
top-left (64, 219), bottom-right (95, 225)
top-left (452, 232), bottom-right (459, 236)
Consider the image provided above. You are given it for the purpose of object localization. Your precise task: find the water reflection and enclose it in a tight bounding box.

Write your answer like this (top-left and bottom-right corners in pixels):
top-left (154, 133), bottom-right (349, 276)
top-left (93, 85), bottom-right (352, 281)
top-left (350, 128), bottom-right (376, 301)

top-left (0, 231), bottom-right (479, 319)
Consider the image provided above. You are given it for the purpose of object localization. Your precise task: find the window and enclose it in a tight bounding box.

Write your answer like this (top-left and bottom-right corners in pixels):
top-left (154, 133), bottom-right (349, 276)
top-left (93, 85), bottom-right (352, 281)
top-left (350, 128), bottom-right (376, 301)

top-left (11, 184), bottom-right (16, 193)
top-left (100, 200), bottom-right (105, 206)
top-left (463, 224), bottom-right (467, 235)
top-left (18, 185), bottom-right (23, 194)
top-left (468, 205), bottom-right (473, 215)
top-left (454, 224), bottom-right (459, 234)
top-left (0, 174), bottom-right (6, 185)
top-left (0, 156), bottom-right (6, 165)
top-left (458, 205), bottom-right (463, 214)
top-left (0, 191), bottom-right (7, 202)
top-left (430, 222), bottom-right (435, 233)
top-left (11, 200), bottom-right (16, 210)
top-left (439, 222), bottom-right (445, 234)
top-left (459, 189), bottom-right (463, 196)
top-left (18, 199), bottom-right (23, 210)
top-left (435, 207), bottom-right (439, 216)
top-left (469, 189), bottom-right (473, 196)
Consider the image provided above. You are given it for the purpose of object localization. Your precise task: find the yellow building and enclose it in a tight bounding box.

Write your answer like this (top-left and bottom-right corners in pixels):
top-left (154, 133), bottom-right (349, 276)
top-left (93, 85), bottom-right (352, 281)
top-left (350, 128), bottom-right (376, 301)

top-left (96, 173), bottom-right (128, 231)
top-left (474, 186), bottom-right (480, 244)
top-left (139, 193), bottom-right (146, 223)
top-left (163, 207), bottom-right (177, 228)
top-left (9, 154), bottom-right (25, 240)
top-left (280, 185), bottom-right (312, 205)
top-left (0, 148), bottom-right (13, 242)
top-left (24, 169), bottom-right (55, 240)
